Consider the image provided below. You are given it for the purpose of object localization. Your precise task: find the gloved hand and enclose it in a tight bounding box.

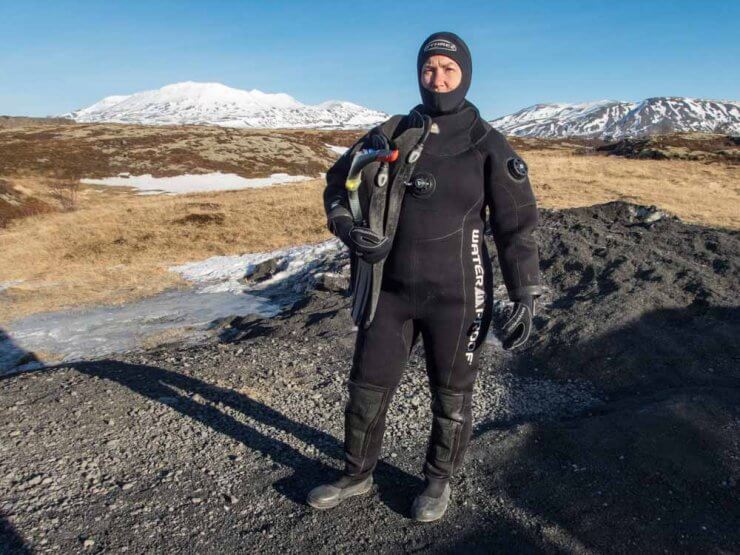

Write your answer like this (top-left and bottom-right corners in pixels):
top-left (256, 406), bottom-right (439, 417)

top-left (502, 295), bottom-right (535, 350)
top-left (328, 214), bottom-right (392, 264)
top-left (328, 214), bottom-right (355, 248)
top-left (348, 226), bottom-right (392, 264)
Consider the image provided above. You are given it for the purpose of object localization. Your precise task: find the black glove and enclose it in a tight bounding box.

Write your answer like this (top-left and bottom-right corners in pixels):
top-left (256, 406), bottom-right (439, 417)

top-left (502, 295), bottom-right (535, 350)
top-left (348, 226), bottom-right (392, 264)
top-left (328, 214), bottom-right (355, 249)
top-left (329, 215), bottom-right (392, 264)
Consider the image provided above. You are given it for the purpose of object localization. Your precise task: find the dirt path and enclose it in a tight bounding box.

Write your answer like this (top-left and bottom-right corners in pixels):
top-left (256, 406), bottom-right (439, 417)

top-left (1, 202), bottom-right (738, 553)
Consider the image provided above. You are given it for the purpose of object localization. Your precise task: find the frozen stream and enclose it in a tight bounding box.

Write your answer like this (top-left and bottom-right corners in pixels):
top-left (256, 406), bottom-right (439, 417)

top-left (0, 240), bottom-right (342, 374)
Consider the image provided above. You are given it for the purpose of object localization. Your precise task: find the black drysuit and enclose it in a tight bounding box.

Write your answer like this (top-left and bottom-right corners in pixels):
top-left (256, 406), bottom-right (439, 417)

top-left (323, 100), bottom-right (542, 483)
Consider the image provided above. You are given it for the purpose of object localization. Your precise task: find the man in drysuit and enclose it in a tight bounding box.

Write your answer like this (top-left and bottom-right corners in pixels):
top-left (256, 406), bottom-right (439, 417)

top-left (309, 31), bottom-right (543, 522)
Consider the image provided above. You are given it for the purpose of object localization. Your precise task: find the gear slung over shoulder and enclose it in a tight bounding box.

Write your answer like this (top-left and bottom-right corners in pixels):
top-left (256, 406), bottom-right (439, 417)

top-left (323, 110), bottom-right (427, 230)
top-left (322, 124), bottom-right (385, 225)
top-left (478, 128), bottom-right (543, 301)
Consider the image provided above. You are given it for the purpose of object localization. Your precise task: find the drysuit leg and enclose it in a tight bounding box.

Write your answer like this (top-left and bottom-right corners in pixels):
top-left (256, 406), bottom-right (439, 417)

top-left (419, 291), bottom-right (493, 482)
top-left (343, 290), bottom-right (419, 479)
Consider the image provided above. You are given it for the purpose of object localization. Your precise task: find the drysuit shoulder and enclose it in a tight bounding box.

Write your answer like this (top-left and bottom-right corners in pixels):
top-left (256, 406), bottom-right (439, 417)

top-left (478, 128), bottom-right (534, 205)
top-left (377, 114), bottom-right (410, 142)
top-left (470, 117), bottom-right (493, 147)
top-left (480, 126), bottom-right (517, 157)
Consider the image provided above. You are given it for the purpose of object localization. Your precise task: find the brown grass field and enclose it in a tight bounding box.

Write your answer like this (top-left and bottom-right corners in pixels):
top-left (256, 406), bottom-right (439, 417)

top-left (0, 122), bottom-right (738, 325)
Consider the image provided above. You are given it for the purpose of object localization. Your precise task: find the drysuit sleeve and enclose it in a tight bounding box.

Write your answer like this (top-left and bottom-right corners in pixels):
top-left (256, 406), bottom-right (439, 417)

top-left (483, 130), bottom-right (543, 301)
top-left (323, 132), bottom-right (372, 233)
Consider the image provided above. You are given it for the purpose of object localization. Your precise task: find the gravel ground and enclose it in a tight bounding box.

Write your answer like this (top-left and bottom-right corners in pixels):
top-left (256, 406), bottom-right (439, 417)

top-left (1, 201), bottom-right (738, 553)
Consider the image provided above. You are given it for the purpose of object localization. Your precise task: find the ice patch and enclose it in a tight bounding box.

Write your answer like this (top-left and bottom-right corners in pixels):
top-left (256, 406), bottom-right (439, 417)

top-left (80, 172), bottom-right (312, 194)
top-left (1, 239), bottom-right (342, 374)
top-left (3, 290), bottom-right (280, 371)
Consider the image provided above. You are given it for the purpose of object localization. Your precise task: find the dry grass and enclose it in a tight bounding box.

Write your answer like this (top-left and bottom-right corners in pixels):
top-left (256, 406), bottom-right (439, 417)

top-left (0, 123), bottom-right (738, 325)
top-left (528, 150), bottom-right (740, 229)
top-left (0, 178), bottom-right (57, 227)
top-left (0, 179), bottom-right (330, 323)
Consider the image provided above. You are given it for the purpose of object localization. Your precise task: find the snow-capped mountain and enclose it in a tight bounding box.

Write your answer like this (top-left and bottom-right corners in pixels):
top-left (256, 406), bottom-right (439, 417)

top-left (491, 97), bottom-right (740, 139)
top-left (64, 82), bottom-right (388, 129)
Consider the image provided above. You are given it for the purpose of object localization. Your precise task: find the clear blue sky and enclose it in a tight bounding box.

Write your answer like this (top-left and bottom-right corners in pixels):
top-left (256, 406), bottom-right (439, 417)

top-left (1, 0), bottom-right (738, 119)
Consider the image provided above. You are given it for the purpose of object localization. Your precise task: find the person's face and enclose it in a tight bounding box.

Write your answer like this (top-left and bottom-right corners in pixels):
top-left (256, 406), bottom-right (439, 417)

top-left (420, 55), bottom-right (462, 93)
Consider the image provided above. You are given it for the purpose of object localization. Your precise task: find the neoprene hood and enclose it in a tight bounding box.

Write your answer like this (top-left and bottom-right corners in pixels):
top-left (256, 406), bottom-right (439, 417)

top-left (417, 31), bottom-right (472, 115)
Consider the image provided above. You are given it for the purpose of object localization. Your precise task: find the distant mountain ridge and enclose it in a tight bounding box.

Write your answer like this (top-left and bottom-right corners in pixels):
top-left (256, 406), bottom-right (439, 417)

top-left (63, 81), bottom-right (389, 130)
top-left (490, 97), bottom-right (740, 139)
top-left (64, 86), bottom-right (739, 137)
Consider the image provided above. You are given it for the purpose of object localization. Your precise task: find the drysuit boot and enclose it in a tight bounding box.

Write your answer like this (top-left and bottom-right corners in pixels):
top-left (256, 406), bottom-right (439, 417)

top-left (343, 379), bottom-right (395, 479)
top-left (423, 386), bottom-right (474, 481)
top-left (306, 474), bottom-right (373, 510)
top-left (411, 478), bottom-right (452, 522)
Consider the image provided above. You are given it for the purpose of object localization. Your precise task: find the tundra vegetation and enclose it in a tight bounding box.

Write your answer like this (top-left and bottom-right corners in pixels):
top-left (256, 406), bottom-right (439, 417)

top-left (0, 120), bottom-right (737, 323)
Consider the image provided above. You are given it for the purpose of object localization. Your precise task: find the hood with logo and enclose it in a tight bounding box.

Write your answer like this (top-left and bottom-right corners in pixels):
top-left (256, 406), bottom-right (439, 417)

top-left (416, 31), bottom-right (473, 116)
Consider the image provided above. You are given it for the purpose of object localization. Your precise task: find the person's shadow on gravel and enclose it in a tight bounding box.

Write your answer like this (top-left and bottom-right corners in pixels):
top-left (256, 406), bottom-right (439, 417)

top-left (69, 359), bottom-right (419, 515)
top-left (0, 328), bottom-right (41, 374)
top-left (0, 512), bottom-right (32, 555)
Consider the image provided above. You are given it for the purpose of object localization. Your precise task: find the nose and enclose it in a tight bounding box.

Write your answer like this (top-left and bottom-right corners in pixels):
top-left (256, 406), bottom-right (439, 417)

top-left (433, 70), bottom-right (446, 89)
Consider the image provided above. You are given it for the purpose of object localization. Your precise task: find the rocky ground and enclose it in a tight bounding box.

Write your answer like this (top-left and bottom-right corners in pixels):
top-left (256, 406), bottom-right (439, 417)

top-left (1, 201), bottom-right (738, 553)
top-left (595, 132), bottom-right (739, 164)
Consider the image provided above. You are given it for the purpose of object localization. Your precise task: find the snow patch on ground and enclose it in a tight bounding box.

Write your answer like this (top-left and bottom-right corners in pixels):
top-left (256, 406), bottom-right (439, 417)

top-left (80, 172), bottom-right (312, 194)
top-left (170, 240), bottom-right (339, 293)
top-left (325, 144), bottom-right (348, 156)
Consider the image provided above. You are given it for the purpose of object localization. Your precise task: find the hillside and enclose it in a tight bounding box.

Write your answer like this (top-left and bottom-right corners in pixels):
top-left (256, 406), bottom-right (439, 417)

top-left (491, 97), bottom-right (740, 139)
top-left (64, 82), bottom-right (388, 130)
